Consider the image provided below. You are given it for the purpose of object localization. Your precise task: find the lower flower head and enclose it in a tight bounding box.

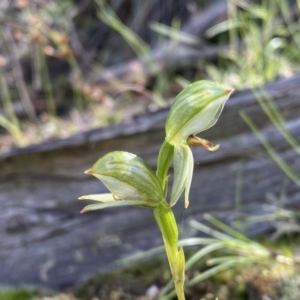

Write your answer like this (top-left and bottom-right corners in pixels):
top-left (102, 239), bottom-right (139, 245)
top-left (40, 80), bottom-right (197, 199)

top-left (80, 151), bottom-right (164, 212)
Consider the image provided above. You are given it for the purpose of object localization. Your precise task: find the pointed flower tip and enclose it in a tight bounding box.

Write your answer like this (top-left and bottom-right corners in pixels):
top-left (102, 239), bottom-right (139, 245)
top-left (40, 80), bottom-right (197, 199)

top-left (208, 144), bottom-right (220, 151)
top-left (80, 208), bottom-right (86, 213)
top-left (225, 87), bottom-right (234, 94)
top-left (84, 169), bottom-right (93, 174)
top-left (184, 200), bottom-right (189, 208)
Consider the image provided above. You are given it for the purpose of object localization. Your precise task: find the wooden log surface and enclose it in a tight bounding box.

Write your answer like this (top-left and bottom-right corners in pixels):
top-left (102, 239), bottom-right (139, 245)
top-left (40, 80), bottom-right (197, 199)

top-left (1, 74), bottom-right (300, 289)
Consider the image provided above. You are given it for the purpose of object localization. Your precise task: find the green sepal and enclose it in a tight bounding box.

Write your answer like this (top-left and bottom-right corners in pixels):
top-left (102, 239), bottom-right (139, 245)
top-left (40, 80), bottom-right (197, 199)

top-left (166, 80), bottom-right (233, 143)
top-left (79, 193), bottom-right (115, 202)
top-left (80, 199), bottom-right (149, 213)
top-left (80, 151), bottom-right (164, 210)
top-left (170, 143), bottom-right (193, 208)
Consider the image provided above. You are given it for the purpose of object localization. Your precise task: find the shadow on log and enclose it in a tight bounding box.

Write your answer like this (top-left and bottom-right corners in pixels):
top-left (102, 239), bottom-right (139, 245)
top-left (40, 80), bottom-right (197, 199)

top-left (1, 74), bottom-right (300, 289)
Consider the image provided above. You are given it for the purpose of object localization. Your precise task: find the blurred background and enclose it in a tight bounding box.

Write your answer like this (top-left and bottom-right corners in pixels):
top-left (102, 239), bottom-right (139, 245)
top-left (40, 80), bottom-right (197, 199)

top-left (1, 0), bottom-right (300, 299)
top-left (1, 0), bottom-right (299, 151)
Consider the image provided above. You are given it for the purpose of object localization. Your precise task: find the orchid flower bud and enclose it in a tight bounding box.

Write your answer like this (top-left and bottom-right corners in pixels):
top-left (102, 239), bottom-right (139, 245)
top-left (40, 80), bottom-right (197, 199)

top-left (165, 80), bottom-right (233, 208)
top-left (79, 151), bottom-right (164, 212)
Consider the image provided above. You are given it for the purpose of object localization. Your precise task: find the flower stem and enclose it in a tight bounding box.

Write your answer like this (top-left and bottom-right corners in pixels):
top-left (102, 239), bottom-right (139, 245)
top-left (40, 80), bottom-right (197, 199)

top-left (154, 204), bottom-right (185, 300)
top-left (156, 139), bottom-right (185, 299)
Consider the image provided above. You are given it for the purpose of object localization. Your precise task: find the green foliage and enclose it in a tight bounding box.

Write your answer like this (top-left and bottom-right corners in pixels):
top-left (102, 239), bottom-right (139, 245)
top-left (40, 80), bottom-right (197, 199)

top-left (240, 111), bottom-right (300, 187)
top-left (95, 0), bottom-right (151, 60)
top-left (280, 275), bottom-right (300, 300)
top-left (206, 0), bottom-right (300, 88)
top-left (158, 214), bottom-right (274, 300)
top-left (0, 288), bottom-right (39, 300)
top-left (0, 77), bottom-right (24, 146)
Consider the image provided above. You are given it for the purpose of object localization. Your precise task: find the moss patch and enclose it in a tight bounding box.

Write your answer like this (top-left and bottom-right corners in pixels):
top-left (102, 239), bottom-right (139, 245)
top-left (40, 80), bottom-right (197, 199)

top-left (0, 288), bottom-right (39, 300)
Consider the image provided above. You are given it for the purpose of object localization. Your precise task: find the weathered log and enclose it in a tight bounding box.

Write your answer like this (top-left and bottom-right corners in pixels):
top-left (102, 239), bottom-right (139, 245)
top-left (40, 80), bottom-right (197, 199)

top-left (0, 74), bottom-right (300, 289)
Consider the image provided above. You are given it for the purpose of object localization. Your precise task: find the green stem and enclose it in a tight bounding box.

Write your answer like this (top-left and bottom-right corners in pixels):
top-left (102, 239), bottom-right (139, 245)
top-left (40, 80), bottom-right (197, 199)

top-left (156, 139), bottom-right (185, 299)
top-left (154, 204), bottom-right (185, 300)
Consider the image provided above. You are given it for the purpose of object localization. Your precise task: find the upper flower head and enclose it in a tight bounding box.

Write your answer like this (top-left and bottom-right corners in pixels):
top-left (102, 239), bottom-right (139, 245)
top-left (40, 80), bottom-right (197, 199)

top-left (164, 80), bottom-right (233, 208)
top-left (80, 151), bottom-right (164, 212)
top-left (166, 81), bottom-right (233, 144)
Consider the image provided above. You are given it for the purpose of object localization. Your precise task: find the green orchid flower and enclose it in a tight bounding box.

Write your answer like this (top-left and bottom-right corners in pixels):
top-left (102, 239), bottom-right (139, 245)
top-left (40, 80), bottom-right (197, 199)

top-left (158, 80), bottom-right (233, 208)
top-left (79, 80), bottom-right (233, 300)
top-left (80, 151), bottom-right (164, 212)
